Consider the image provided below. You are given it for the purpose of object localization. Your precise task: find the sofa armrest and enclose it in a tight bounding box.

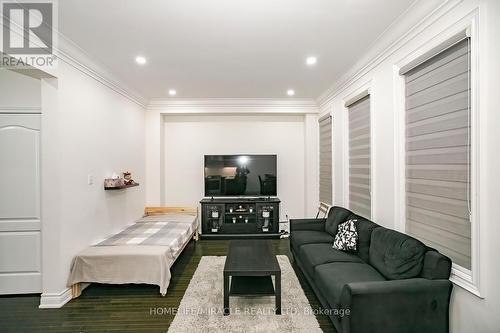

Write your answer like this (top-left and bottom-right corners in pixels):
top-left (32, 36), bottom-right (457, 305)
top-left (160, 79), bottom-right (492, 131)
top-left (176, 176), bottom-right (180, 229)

top-left (289, 218), bottom-right (326, 232)
top-left (339, 278), bottom-right (452, 333)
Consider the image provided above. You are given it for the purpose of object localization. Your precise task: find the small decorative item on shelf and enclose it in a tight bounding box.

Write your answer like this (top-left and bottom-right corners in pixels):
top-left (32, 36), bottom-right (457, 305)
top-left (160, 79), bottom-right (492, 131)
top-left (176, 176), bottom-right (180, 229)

top-left (123, 171), bottom-right (135, 185)
top-left (104, 177), bottom-right (124, 188)
top-left (104, 171), bottom-right (138, 190)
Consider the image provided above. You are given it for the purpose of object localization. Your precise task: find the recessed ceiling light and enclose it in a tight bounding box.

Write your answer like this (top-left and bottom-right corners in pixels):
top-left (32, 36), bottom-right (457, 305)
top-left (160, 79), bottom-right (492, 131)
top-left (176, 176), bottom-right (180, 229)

top-left (287, 89), bottom-right (295, 96)
top-left (135, 56), bottom-right (147, 65)
top-left (306, 56), bottom-right (317, 66)
top-left (168, 89), bottom-right (177, 96)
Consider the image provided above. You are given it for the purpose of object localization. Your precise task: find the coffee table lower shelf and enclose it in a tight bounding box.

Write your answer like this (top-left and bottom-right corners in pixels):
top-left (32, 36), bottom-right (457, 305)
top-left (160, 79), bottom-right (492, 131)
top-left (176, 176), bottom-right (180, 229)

top-left (223, 274), bottom-right (281, 316)
top-left (229, 276), bottom-right (275, 296)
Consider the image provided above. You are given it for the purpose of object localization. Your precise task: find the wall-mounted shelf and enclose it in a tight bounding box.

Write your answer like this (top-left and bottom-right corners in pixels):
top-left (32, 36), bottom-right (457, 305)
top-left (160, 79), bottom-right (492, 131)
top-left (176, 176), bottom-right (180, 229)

top-left (104, 183), bottom-right (139, 190)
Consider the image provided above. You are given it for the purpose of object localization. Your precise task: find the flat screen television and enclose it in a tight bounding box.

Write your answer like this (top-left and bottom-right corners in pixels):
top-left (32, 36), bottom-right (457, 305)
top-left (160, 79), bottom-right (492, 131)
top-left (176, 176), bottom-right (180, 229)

top-left (204, 154), bottom-right (277, 197)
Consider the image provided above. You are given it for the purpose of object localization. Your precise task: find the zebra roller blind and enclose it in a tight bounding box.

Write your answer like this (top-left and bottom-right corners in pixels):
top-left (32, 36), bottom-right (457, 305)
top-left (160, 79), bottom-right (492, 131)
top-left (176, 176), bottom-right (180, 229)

top-left (404, 38), bottom-right (471, 269)
top-left (348, 95), bottom-right (371, 218)
top-left (319, 115), bottom-right (332, 204)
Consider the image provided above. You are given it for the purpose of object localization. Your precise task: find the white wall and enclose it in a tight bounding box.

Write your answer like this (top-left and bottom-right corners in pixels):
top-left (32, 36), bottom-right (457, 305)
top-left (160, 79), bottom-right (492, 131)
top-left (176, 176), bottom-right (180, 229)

top-left (163, 114), bottom-right (306, 220)
top-left (0, 69), bottom-right (41, 109)
top-left (145, 100), bottom-right (319, 218)
top-left (39, 60), bottom-right (146, 306)
top-left (318, 0), bottom-right (500, 331)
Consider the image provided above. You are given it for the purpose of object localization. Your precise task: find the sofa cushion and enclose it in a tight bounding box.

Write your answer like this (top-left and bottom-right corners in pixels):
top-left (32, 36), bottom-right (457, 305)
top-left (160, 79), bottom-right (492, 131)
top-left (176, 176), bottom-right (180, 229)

top-left (314, 262), bottom-right (385, 307)
top-left (369, 228), bottom-right (426, 280)
top-left (349, 215), bottom-right (380, 262)
top-left (420, 250), bottom-right (452, 280)
top-left (290, 230), bottom-right (333, 254)
top-left (325, 206), bottom-right (353, 236)
top-left (333, 219), bottom-right (358, 251)
top-left (298, 243), bottom-right (363, 279)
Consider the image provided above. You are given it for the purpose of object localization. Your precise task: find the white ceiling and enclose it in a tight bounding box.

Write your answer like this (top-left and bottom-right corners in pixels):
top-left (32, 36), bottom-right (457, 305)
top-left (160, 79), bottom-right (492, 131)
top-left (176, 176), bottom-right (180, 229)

top-left (59, 0), bottom-right (417, 100)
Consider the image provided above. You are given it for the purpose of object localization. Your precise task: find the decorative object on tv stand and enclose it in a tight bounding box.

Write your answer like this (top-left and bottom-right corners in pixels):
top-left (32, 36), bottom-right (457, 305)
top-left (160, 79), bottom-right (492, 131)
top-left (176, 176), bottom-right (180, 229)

top-left (104, 171), bottom-right (139, 190)
top-left (262, 210), bottom-right (270, 232)
top-left (210, 209), bottom-right (220, 232)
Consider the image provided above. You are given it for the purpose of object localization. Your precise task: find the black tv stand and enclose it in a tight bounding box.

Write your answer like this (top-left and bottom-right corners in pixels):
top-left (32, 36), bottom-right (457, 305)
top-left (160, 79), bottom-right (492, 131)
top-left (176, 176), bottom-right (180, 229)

top-left (200, 197), bottom-right (280, 239)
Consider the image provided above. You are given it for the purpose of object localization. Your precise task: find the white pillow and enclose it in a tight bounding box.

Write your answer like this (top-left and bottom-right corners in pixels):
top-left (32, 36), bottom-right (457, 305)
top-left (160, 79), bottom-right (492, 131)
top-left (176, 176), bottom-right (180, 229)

top-left (332, 219), bottom-right (358, 251)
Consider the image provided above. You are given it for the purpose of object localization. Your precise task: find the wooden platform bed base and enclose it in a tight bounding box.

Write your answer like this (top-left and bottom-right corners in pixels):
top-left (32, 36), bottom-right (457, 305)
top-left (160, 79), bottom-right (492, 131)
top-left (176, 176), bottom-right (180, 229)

top-left (144, 206), bottom-right (200, 241)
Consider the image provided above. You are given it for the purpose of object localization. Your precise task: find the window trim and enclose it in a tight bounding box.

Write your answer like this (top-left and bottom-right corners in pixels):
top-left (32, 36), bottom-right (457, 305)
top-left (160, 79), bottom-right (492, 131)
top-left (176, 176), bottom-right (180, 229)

top-left (342, 81), bottom-right (374, 220)
top-left (394, 15), bottom-right (482, 298)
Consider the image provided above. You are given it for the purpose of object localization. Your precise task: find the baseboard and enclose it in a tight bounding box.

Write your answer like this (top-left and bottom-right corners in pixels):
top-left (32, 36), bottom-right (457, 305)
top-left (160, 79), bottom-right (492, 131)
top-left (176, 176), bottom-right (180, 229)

top-left (39, 283), bottom-right (90, 309)
top-left (39, 288), bottom-right (72, 309)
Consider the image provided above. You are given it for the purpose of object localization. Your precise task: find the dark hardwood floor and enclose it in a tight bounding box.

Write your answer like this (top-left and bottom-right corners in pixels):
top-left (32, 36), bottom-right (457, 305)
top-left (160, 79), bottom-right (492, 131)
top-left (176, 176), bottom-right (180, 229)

top-left (0, 239), bottom-right (337, 333)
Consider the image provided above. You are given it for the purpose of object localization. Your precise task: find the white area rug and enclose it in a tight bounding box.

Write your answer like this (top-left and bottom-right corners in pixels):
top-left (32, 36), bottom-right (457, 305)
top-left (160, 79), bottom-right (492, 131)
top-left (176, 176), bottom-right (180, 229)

top-left (167, 255), bottom-right (322, 333)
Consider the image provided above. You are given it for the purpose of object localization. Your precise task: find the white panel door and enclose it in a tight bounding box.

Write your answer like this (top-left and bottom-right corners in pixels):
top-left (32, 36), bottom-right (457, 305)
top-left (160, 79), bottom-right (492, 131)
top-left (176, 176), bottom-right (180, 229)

top-left (0, 114), bottom-right (41, 294)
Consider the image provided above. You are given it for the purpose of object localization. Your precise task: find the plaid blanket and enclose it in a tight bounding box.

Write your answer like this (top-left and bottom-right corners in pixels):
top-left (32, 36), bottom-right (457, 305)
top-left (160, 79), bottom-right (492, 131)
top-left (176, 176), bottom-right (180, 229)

top-left (97, 214), bottom-right (196, 247)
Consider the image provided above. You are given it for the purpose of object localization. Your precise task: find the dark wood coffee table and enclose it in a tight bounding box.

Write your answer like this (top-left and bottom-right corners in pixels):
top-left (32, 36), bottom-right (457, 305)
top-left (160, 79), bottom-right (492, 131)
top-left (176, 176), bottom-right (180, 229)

top-left (223, 240), bottom-right (281, 315)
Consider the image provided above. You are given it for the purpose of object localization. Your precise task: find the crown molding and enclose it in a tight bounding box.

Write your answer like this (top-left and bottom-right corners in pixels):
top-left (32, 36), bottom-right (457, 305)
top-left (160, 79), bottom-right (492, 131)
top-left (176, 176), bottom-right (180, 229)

top-left (147, 98), bottom-right (319, 114)
top-left (1, 7), bottom-right (148, 108)
top-left (316, 0), bottom-right (463, 108)
top-left (0, 106), bottom-right (41, 112)
top-left (55, 35), bottom-right (148, 108)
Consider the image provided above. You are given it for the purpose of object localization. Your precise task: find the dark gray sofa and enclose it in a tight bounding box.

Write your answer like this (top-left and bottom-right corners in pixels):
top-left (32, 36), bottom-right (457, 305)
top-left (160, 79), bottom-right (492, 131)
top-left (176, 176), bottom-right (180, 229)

top-left (290, 206), bottom-right (453, 333)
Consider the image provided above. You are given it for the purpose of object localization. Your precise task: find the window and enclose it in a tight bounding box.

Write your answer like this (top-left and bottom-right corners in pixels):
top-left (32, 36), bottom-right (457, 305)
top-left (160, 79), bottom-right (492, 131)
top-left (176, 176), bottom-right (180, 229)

top-left (347, 95), bottom-right (371, 218)
top-left (402, 38), bottom-right (471, 270)
top-left (319, 115), bottom-right (332, 204)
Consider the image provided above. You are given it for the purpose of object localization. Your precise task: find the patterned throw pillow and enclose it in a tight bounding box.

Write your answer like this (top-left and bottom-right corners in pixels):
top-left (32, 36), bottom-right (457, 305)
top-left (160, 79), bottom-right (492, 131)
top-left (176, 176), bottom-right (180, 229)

top-left (332, 219), bottom-right (358, 251)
